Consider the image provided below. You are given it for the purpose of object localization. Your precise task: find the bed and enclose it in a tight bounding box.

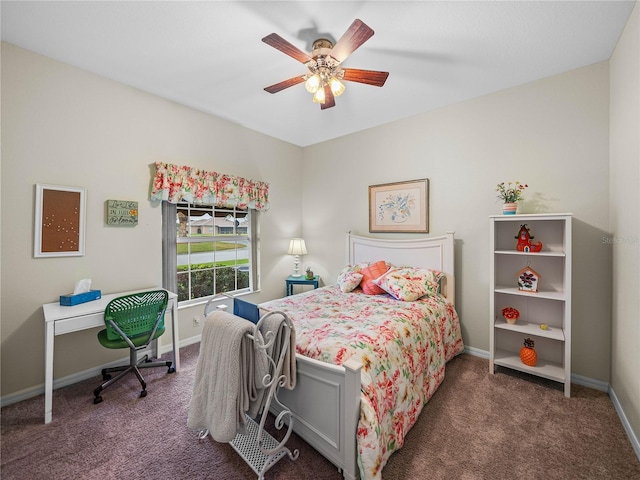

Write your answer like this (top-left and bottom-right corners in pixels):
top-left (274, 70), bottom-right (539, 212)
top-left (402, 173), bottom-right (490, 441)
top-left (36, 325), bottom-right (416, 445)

top-left (258, 232), bottom-right (464, 480)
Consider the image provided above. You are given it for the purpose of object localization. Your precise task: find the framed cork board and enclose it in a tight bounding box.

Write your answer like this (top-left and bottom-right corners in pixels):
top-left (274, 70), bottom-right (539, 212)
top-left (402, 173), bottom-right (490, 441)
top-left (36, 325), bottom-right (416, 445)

top-left (34, 184), bottom-right (86, 258)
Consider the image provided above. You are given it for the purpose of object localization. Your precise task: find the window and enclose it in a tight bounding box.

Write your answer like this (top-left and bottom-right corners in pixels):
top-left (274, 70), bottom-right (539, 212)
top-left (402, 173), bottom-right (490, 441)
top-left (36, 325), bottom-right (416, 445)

top-left (163, 202), bottom-right (256, 305)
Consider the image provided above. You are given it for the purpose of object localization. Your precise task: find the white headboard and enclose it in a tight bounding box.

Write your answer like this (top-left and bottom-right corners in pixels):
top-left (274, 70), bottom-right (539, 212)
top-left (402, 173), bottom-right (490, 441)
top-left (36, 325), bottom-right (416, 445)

top-left (347, 232), bottom-right (456, 305)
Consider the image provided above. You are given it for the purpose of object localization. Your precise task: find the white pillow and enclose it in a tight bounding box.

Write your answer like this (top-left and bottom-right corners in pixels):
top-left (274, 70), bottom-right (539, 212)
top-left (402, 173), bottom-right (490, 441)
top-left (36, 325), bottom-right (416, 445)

top-left (336, 265), bottom-right (364, 292)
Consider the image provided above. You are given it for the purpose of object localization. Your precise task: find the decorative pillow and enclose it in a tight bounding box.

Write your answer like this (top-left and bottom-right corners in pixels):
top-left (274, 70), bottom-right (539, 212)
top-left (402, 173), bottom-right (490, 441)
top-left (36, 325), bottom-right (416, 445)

top-left (359, 260), bottom-right (389, 295)
top-left (354, 261), bottom-right (393, 270)
top-left (374, 267), bottom-right (444, 301)
top-left (420, 268), bottom-right (444, 296)
top-left (336, 266), bottom-right (364, 293)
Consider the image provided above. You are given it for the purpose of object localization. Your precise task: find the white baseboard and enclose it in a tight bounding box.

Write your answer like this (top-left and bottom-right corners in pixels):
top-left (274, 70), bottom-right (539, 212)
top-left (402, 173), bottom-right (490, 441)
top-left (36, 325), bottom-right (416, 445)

top-left (177, 333), bottom-right (202, 349)
top-left (571, 372), bottom-right (609, 392)
top-left (609, 386), bottom-right (640, 462)
top-left (463, 345), bottom-right (489, 358)
top-left (0, 335), bottom-right (203, 408)
top-left (1, 355), bottom-right (136, 408)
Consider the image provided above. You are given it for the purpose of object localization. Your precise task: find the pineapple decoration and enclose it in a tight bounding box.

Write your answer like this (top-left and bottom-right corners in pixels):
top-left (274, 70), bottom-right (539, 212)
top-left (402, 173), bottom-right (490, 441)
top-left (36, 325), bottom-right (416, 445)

top-left (520, 338), bottom-right (537, 366)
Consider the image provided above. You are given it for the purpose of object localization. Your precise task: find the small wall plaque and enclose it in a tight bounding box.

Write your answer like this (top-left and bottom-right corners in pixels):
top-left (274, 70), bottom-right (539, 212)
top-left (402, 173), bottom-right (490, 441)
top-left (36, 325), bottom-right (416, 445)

top-left (106, 200), bottom-right (138, 226)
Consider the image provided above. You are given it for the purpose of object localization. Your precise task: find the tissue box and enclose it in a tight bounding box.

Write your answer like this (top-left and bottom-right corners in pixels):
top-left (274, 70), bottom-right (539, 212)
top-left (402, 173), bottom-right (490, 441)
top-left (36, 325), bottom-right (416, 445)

top-left (59, 290), bottom-right (102, 306)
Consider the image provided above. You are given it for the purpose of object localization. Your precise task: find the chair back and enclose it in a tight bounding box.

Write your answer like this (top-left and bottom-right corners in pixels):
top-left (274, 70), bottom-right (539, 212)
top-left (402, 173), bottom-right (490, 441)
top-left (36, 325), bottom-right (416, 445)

top-left (104, 290), bottom-right (169, 341)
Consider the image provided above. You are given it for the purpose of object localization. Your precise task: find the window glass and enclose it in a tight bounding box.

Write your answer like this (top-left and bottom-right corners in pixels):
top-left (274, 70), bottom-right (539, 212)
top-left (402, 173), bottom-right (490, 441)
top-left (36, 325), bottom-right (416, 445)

top-left (173, 203), bottom-right (253, 303)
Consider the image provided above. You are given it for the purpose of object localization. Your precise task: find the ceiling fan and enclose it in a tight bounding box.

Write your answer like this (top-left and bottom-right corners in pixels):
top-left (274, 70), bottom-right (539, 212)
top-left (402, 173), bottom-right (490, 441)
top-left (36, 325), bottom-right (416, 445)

top-left (262, 19), bottom-right (389, 110)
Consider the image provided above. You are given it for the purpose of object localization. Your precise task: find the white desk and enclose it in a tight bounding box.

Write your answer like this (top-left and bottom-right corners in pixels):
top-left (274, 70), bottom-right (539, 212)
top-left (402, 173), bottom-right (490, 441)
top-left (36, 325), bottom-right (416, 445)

top-left (42, 288), bottom-right (180, 424)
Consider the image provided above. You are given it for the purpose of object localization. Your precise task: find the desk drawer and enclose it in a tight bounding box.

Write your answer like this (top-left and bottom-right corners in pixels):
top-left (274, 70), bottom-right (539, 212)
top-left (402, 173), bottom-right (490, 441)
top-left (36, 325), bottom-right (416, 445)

top-left (54, 313), bottom-right (104, 335)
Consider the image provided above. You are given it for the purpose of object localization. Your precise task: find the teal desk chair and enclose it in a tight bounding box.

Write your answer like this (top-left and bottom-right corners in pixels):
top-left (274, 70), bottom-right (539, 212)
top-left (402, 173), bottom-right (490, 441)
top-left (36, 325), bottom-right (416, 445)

top-left (93, 290), bottom-right (175, 404)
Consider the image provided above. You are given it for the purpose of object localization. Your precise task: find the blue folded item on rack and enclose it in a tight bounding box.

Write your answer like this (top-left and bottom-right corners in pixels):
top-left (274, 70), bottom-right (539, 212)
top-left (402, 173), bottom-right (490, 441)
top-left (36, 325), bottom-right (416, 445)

top-left (60, 290), bottom-right (102, 306)
top-left (233, 298), bottom-right (260, 324)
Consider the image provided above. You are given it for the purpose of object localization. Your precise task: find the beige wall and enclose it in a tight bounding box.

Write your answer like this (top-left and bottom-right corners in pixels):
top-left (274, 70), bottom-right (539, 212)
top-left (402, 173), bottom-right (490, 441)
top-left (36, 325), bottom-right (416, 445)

top-left (302, 62), bottom-right (611, 382)
top-left (610, 2), bottom-right (640, 446)
top-left (1, 43), bottom-right (303, 397)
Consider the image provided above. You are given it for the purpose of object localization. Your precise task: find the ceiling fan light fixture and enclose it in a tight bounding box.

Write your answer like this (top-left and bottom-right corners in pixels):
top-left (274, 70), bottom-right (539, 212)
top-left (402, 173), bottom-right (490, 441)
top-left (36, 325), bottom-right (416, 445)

top-left (304, 74), bottom-right (321, 93)
top-left (329, 77), bottom-right (345, 97)
top-left (263, 19), bottom-right (388, 109)
top-left (312, 88), bottom-right (326, 104)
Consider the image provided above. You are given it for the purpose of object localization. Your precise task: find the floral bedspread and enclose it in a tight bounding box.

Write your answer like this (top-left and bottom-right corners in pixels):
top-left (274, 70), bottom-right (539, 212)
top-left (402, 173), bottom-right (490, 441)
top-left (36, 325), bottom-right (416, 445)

top-left (259, 285), bottom-right (464, 479)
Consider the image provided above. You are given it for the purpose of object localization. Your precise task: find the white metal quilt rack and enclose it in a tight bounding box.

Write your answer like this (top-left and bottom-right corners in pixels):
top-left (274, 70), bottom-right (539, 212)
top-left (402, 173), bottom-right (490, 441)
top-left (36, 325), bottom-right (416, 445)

top-left (197, 306), bottom-right (299, 479)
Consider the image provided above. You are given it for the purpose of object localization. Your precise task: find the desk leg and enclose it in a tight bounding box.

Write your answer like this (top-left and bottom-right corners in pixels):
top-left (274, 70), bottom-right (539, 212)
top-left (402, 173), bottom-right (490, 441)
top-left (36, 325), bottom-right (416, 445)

top-left (44, 322), bottom-right (54, 424)
top-left (170, 300), bottom-right (180, 371)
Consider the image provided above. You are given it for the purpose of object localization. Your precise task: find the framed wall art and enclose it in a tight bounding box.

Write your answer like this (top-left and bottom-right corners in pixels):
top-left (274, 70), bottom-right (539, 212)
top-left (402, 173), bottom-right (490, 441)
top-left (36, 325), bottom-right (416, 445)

top-left (34, 184), bottom-right (86, 257)
top-left (369, 178), bottom-right (429, 233)
top-left (106, 199), bottom-right (138, 226)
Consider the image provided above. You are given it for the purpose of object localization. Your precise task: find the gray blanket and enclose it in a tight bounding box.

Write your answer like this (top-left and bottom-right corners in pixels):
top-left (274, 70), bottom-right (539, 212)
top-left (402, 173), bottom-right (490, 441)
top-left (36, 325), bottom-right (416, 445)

top-left (187, 311), bottom-right (269, 442)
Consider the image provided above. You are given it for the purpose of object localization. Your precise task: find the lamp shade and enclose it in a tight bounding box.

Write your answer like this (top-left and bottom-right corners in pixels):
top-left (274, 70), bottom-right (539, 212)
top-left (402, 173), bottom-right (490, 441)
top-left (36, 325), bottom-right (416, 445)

top-left (287, 238), bottom-right (308, 256)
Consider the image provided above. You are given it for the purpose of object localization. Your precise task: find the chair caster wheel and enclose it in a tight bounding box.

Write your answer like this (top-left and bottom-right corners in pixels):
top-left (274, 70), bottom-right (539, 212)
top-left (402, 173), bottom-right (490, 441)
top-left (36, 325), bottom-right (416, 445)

top-left (94, 396), bottom-right (103, 404)
top-left (102, 373), bottom-right (112, 381)
top-left (140, 390), bottom-right (147, 398)
top-left (168, 366), bottom-right (176, 374)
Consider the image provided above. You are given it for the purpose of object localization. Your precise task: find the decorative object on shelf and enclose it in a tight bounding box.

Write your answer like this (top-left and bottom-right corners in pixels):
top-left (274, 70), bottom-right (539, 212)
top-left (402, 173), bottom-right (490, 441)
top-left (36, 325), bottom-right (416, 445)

top-left (520, 338), bottom-right (538, 366)
top-left (287, 238), bottom-right (308, 277)
top-left (369, 179), bottom-right (429, 233)
top-left (496, 181), bottom-right (528, 215)
top-left (501, 307), bottom-right (520, 324)
top-left (502, 202), bottom-right (518, 215)
top-left (305, 267), bottom-right (314, 280)
top-left (540, 324), bottom-right (549, 330)
top-left (515, 224), bottom-right (543, 252)
top-left (517, 266), bottom-right (540, 292)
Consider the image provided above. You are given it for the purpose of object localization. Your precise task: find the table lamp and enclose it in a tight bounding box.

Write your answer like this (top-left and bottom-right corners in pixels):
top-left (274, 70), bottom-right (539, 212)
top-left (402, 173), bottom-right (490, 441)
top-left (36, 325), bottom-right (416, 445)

top-left (287, 238), bottom-right (307, 277)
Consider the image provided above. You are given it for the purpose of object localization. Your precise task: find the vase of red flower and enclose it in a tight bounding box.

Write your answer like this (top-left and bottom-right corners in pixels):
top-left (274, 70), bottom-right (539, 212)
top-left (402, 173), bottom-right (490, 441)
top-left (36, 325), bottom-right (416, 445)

top-left (501, 307), bottom-right (520, 324)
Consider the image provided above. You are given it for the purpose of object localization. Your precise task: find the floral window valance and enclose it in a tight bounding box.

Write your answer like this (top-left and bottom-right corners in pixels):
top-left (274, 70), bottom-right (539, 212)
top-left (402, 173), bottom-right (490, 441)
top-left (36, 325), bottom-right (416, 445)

top-left (150, 162), bottom-right (270, 211)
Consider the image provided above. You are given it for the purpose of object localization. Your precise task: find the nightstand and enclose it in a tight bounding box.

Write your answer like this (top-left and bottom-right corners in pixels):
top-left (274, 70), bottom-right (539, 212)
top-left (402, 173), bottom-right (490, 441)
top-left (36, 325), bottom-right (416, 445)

top-left (286, 275), bottom-right (319, 296)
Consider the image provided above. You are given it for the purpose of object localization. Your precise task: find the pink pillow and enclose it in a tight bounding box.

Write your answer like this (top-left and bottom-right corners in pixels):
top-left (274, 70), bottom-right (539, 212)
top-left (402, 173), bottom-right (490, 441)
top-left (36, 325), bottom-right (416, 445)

top-left (359, 260), bottom-right (389, 295)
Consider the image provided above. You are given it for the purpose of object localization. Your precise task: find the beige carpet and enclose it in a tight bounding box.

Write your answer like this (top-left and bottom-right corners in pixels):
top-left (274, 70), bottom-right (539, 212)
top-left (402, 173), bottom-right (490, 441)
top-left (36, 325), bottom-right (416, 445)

top-left (2, 343), bottom-right (638, 479)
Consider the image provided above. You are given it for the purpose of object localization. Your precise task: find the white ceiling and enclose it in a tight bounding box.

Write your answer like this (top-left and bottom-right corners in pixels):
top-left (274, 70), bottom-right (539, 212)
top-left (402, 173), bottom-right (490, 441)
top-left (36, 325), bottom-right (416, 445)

top-left (1, 1), bottom-right (635, 147)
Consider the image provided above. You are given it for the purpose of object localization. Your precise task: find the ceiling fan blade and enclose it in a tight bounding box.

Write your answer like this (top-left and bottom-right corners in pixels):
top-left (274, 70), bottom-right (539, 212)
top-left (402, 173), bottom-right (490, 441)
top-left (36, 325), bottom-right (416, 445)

top-left (342, 68), bottom-right (389, 87)
top-left (320, 85), bottom-right (335, 110)
top-left (264, 76), bottom-right (306, 94)
top-left (262, 33), bottom-right (313, 64)
top-left (329, 19), bottom-right (375, 64)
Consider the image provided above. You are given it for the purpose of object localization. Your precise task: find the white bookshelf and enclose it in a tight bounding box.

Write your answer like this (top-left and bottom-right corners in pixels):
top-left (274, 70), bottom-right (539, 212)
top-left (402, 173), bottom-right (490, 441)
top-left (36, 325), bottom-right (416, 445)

top-left (489, 213), bottom-right (572, 397)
